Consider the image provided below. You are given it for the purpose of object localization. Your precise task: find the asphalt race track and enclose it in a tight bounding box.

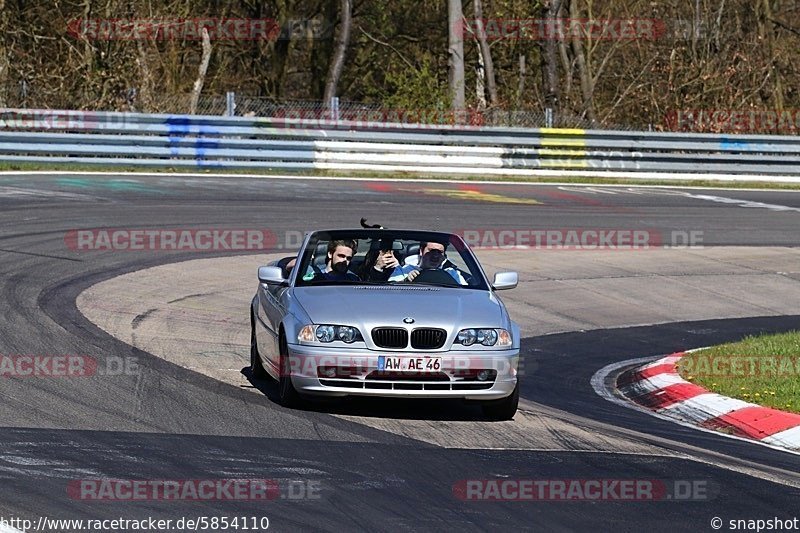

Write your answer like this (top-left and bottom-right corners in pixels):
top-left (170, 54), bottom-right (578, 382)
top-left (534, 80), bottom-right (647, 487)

top-left (2, 173), bottom-right (800, 532)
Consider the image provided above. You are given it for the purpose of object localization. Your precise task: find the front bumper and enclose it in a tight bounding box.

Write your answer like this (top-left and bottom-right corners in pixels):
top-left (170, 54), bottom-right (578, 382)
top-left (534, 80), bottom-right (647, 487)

top-left (284, 343), bottom-right (519, 400)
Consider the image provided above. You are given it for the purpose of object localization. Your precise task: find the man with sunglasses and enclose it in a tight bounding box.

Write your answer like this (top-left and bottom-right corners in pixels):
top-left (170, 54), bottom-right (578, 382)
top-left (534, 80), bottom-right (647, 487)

top-left (388, 240), bottom-right (468, 285)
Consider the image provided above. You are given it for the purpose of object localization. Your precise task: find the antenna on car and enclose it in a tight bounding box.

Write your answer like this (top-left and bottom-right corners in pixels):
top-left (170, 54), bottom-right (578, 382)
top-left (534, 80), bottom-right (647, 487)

top-left (360, 218), bottom-right (385, 229)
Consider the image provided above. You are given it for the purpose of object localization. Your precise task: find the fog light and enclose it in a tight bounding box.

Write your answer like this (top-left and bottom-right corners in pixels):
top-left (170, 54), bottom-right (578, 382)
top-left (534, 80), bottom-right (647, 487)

top-left (318, 366), bottom-right (336, 378)
top-left (477, 369), bottom-right (491, 381)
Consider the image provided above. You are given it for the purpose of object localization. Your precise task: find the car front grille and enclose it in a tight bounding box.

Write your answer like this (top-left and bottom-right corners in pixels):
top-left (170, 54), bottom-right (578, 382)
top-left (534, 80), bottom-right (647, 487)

top-left (371, 327), bottom-right (447, 349)
top-left (371, 327), bottom-right (409, 349)
top-left (411, 328), bottom-right (446, 349)
top-left (365, 370), bottom-right (450, 381)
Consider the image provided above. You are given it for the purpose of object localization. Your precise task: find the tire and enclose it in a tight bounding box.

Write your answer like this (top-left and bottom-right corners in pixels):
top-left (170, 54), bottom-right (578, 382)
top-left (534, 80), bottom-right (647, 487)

top-left (250, 312), bottom-right (268, 380)
top-left (278, 333), bottom-right (303, 408)
top-left (481, 380), bottom-right (519, 421)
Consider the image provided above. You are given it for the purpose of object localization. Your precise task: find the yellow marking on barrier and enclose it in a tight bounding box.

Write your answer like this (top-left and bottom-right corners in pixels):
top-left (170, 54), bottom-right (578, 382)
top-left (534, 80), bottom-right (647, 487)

top-left (540, 128), bottom-right (587, 148)
top-left (401, 188), bottom-right (541, 205)
top-left (540, 159), bottom-right (590, 168)
top-left (540, 128), bottom-right (585, 135)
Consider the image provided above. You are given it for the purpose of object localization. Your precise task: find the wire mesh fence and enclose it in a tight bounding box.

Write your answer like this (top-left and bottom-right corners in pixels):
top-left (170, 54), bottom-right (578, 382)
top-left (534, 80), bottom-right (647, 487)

top-left (127, 93), bottom-right (644, 131)
top-left (5, 88), bottom-right (792, 133)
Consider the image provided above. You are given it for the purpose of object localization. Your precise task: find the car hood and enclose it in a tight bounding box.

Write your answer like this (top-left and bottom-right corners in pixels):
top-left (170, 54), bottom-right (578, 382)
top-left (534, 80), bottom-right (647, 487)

top-left (291, 285), bottom-right (505, 330)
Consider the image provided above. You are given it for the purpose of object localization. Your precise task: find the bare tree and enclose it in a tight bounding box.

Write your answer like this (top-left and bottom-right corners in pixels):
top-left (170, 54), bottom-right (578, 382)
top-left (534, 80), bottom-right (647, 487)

top-left (448, 0), bottom-right (465, 111)
top-left (188, 28), bottom-right (212, 115)
top-left (540, 0), bottom-right (562, 116)
top-left (568, 0), bottom-right (596, 123)
top-left (323, 0), bottom-right (353, 105)
top-left (473, 0), bottom-right (497, 106)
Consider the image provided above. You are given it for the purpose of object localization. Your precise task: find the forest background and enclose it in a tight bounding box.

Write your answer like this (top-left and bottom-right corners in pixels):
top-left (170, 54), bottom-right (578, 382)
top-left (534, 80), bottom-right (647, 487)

top-left (0, 0), bottom-right (798, 132)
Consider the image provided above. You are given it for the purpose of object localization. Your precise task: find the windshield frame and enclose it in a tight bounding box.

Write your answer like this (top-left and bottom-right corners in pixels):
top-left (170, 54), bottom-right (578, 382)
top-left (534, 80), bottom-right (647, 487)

top-left (292, 229), bottom-right (490, 291)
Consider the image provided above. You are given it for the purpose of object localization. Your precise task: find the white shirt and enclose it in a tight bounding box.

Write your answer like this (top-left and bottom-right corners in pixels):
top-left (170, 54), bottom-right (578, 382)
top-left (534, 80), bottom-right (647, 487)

top-left (388, 263), bottom-right (468, 285)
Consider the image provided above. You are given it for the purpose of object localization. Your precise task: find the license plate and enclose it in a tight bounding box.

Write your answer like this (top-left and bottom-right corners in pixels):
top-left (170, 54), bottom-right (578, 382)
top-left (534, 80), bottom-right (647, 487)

top-left (377, 356), bottom-right (442, 372)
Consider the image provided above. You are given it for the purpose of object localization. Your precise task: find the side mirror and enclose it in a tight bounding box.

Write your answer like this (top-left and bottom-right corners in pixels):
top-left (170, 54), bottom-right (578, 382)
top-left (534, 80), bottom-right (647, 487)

top-left (492, 271), bottom-right (518, 290)
top-left (258, 266), bottom-right (288, 285)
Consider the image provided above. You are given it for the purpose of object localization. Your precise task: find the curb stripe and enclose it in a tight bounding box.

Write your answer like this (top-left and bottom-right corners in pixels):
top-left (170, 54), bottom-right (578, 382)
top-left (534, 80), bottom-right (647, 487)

top-left (618, 372), bottom-right (685, 397)
top-left (636, 382), bottom-right (707, 410)
top-left (661, 393), bottom-right (754, 423)
top-left (701, 406), bottom-right (800, 439)
top-left (637, 363), bottom-right (678, 379)
top-left (616, 352), bottom-right (800, 452)
top-left (641, 354), bottom-right (684, 369)
top-left (763, 425), bottom-right (800, 448)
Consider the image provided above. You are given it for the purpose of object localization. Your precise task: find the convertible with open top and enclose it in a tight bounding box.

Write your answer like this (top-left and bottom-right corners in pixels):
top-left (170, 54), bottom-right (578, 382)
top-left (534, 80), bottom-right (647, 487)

top-left (250, 228), bottom-right (521, 420)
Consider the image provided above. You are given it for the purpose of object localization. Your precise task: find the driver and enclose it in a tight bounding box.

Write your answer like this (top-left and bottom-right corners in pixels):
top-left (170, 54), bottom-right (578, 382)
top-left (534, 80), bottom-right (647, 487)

top-left (388, 240), bottom-right (468, 285)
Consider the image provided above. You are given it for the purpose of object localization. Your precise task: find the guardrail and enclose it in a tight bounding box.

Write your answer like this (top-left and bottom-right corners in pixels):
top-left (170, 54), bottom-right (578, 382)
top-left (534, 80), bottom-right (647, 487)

top-left (1, 108), bottom-right (799, 182)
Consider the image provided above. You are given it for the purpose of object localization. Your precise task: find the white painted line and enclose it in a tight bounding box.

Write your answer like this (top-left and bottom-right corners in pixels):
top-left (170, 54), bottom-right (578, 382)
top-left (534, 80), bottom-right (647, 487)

top-left (660, 393), bottom-right (754, 422)
top-left (0, 524), bottom-right (25, 533)
top-left (3, 170), bottom-right (800, 191)
top-left (763, 425), bottom-right (800, 449)
top-left (591, 355), bottom-right (800, 457)
top-left (684, 193), bottom-right (800, 213)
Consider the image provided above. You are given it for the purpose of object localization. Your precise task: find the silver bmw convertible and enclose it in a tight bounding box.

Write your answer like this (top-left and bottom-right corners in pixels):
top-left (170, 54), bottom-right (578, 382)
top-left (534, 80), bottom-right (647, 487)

top-left (250, 228), bottom-right (521, 420)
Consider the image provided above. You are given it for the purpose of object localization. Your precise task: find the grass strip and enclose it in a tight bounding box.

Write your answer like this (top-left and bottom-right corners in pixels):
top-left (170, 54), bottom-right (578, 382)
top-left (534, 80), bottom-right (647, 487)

top-left (676, 331), bottom-right (800, 413)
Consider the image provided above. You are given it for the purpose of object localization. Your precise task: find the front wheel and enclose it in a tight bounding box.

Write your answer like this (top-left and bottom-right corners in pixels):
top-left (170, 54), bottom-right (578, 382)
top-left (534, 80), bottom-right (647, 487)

top-left (250, 313), bottom-right (268, 380)
top-left (278, 333), bottom-right (303, 408)
top-left (481, 380), bottom-right (519, 421)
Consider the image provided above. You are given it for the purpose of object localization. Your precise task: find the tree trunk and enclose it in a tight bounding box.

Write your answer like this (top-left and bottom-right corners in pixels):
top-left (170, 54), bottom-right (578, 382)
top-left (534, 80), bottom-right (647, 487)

top-left (188, 28), bottom-right (212, 115)
top-left (473, 0), bottom-right (497, 106)
top-left (323, 0), bottom-right (352, 105)
top-left (760, 0), bottom-right (784, 110)
top-left (0, 0), bottom-right (8, 107)
top-left (569, 0), bottom-right (596, 124)
top-left (448, 0), bottom-right (465, 112)
top-left (476, 42), bottom-right (486, 109)
top-left (540, 0), bottom-right (562, 117)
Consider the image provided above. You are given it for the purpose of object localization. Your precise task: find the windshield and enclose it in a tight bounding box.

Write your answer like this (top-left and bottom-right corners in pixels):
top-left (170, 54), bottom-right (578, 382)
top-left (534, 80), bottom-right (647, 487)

top-left (294, 230), bottom-right (489, 290)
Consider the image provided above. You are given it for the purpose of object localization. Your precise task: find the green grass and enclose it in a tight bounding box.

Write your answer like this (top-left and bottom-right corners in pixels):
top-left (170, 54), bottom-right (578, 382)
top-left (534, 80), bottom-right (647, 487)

top-left (0, 161), bottom-right (799, 189)
top-left (676, 331), bottom-right (800, 413)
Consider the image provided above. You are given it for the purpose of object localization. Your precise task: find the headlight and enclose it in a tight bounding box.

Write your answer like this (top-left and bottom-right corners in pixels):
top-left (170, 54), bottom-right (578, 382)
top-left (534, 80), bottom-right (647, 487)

top-left (337, 326), bottom-right (358, 343)
top-left (316, 325), bottom-right (336, 343)
top-left (457, 329), bottom-right (478, 346)
top-left (456, 328), bottom-right (512, 347)
top-left (477, 329), bottom-right (498, 346)
top-left (298, 324), bottom-right (363, 344)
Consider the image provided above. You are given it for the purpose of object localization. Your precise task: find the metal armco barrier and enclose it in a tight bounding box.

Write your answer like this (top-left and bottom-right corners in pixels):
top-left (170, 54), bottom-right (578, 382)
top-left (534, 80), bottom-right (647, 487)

top-left (1, 108), bottom-right (799, 181)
